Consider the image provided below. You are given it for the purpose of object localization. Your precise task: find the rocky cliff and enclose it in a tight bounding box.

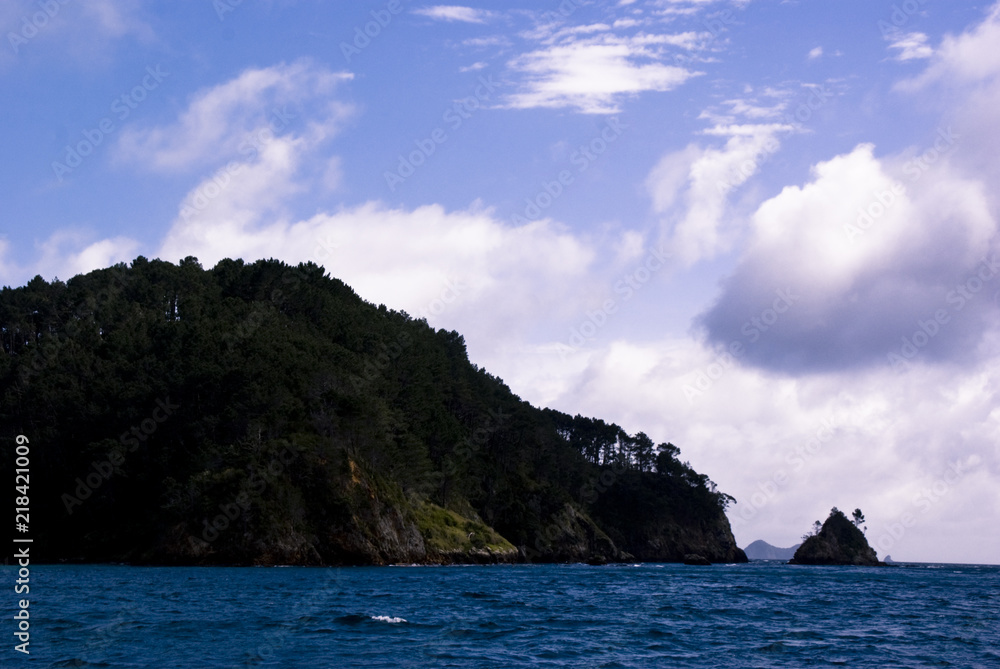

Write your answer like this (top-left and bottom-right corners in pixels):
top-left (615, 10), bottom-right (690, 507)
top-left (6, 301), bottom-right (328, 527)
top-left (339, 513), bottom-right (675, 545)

top-left (790, 509), bottom-right (882, 566)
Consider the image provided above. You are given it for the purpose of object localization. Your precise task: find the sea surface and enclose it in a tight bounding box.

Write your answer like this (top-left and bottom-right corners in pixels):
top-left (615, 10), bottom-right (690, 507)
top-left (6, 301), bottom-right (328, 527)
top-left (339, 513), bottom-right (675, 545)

top-left (4, 561), bottom-right (999, 668)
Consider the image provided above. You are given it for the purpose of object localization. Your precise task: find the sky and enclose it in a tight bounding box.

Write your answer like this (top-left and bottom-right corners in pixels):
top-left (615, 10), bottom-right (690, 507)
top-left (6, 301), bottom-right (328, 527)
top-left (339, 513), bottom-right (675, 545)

top-left (2, 0), bottom-right (999, 564)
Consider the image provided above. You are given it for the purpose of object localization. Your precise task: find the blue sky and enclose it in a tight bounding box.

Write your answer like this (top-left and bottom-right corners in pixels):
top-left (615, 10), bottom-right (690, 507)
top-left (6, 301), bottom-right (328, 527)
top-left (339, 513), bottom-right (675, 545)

top-left (3, 0), bottom-right (1000, 563)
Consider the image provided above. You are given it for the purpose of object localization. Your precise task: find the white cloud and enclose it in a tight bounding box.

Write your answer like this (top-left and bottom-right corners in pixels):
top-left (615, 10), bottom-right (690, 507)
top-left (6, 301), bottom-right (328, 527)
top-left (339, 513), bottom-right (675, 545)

top-left (479, 1), bottom-right (726, 114)
top-left (505, 37), bottom-right (698, 113)
top-left (895, 3), bottom-right (1000, 200)
top-left (488, 333), bottom-right (1000, 564)
top-left (808, 46), bottom-right (823, 60)
top-left (886, 31), bottom-right (933, 62)
top-left (115, 61), bottom-right (353, 172)
top-left (414, 6), bottom-right (495, 24)
top-left (80, 0), bottom-right (154, 42)
top-left (146, 87), bottom-right (600, 345)
top-left (697, 142), bottom-right (998, 372)
top-left (161, 199), bottom-right (597, 346)
top-left (0, 0), bottom-right (153, 69)
top-left (0, 230), bottom-right (139, 286)
top-left (463, 36), bottom-right (509, 47)
top-left (716, 98), bottom-right (788, 120)
top-left (646, 123), bottom-right (791, 265)
top-left (898, 3), bottom-right (1000, 90)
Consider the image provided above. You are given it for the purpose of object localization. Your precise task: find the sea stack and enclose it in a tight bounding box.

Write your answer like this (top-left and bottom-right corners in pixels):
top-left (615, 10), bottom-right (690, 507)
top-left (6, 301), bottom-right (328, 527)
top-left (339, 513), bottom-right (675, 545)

top-left (790, 508), bottom-right (883, 566)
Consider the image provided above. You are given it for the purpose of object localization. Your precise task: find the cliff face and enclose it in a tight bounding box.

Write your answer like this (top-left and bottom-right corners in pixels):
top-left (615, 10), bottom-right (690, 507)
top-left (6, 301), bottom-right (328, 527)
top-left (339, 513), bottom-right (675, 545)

top-left (0, 257), bottom-right (745, 567)
top-left (619, 515), bottom-right (748, 563)
top-left (790, 511), bottom-right (881, 566)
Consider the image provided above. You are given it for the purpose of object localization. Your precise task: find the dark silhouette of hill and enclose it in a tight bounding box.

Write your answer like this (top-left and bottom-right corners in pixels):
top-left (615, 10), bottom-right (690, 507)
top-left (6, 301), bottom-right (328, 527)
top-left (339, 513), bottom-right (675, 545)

top-left (744, 540), bottom-right (800, 560)
top-left (0, 257), bottom-right (747, 565)
top-left (790, 508), bottom-right (881, 566)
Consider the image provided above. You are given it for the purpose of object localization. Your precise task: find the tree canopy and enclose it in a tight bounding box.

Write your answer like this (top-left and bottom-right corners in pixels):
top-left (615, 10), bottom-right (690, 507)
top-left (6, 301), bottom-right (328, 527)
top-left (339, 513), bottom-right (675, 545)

top-left (0, 257), bottom-right (740, 564)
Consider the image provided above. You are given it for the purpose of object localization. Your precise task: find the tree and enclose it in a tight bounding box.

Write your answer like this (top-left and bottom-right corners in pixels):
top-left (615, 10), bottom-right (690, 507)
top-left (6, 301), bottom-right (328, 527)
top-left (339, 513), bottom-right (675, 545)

top-left (852, 508), bottom-right (866, 533)
top-left (802, 519), bottom-right (822, 541)
top-left (632, 432), bottom-right (655, 472)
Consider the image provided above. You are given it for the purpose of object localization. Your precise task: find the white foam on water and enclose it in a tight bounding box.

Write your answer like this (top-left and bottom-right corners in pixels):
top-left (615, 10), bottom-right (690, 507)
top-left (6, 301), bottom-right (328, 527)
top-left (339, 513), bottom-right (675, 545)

top-left (371, 615), bottom-right (407, 624)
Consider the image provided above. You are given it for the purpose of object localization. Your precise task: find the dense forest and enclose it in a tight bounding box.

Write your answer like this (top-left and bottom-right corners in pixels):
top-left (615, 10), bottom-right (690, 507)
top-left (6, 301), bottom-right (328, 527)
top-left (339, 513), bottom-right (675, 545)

top-left (0, 257), bottom-right (746, 565)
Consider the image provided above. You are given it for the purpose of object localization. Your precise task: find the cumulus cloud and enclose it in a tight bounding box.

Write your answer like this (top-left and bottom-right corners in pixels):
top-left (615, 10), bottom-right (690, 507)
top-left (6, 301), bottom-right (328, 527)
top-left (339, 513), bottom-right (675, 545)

top-left (696, 143), bottom-right (998, 373)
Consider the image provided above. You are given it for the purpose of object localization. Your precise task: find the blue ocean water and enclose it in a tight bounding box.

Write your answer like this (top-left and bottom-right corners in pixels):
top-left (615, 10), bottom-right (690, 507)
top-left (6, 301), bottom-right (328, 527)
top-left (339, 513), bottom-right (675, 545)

top-left (4, 561), bottom-right (998, 668)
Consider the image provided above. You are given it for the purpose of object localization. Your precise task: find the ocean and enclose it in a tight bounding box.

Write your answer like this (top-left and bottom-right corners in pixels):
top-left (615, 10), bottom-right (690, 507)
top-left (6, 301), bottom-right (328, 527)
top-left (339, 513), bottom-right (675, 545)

top-left (5, 561), bottom-right (998, 668)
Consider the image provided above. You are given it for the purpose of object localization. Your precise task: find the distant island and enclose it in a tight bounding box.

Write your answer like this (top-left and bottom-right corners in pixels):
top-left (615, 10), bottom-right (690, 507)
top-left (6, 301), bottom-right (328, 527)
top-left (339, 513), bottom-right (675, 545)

top-left (0, 257), bottom-right (747, 566)
top-left (790, 508), bottom-right (883, 566)
top-left (744, 539), bottom-right (800, 560)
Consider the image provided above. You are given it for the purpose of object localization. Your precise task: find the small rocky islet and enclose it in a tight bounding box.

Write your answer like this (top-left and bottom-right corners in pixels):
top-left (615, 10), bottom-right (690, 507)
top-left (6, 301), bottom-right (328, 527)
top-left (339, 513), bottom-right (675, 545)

top-left (790, 508), bottom-right (884, 566)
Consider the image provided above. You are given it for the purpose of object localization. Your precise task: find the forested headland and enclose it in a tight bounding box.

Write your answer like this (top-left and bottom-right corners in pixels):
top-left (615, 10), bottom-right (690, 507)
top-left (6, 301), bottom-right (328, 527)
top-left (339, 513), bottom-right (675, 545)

top-left (1, 257), bottom-right (746, 565)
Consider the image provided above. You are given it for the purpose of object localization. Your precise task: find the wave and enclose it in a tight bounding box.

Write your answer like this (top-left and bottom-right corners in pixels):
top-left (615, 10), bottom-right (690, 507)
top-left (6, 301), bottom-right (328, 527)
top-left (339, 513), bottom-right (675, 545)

top-left (371, 615), bottom-right (407, 624)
